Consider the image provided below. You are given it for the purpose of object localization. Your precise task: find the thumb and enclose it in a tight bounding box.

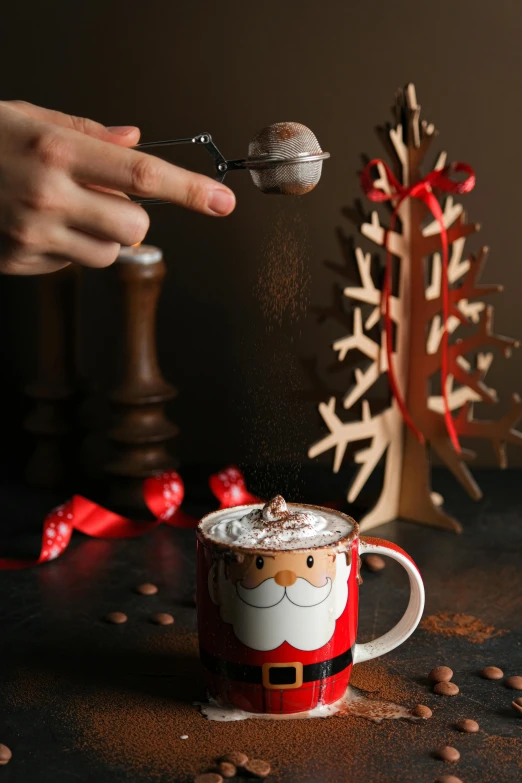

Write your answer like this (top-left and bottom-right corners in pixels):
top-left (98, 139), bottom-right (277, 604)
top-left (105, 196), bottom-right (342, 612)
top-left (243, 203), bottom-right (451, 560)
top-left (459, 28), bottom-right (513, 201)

top-left (7, 100), bottom-right (141, 147)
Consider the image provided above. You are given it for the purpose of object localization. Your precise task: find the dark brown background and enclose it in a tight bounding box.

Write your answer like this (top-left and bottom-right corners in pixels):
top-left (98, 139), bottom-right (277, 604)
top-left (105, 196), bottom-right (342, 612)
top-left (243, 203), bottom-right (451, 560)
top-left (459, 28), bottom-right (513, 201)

top-left (1, 0), bottom-right (521, 483)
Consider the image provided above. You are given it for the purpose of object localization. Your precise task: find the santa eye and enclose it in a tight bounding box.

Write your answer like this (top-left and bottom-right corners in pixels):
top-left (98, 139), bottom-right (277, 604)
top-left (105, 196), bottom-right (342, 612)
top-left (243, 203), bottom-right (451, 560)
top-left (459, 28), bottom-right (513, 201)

top-left (307, 556), bottom-right (314, 568)
top-left (256, 556), bottom-right (264, 570)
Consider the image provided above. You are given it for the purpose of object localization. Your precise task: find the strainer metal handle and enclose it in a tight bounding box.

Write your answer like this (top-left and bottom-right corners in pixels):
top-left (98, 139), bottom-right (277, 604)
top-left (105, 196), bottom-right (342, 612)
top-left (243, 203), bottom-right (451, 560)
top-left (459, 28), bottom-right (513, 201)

top-left (134, 133), bottom-right (241, 205)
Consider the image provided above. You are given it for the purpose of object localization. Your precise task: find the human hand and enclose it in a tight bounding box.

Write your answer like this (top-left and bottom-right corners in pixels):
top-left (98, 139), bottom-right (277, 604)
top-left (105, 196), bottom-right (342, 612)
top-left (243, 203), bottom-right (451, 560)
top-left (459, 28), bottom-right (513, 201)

top-left (0, 101), bottom-right (236, 275)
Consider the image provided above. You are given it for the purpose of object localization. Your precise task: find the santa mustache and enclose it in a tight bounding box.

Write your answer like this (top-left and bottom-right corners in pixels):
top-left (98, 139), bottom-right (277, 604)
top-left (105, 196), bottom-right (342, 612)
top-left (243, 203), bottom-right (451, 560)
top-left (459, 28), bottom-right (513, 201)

top-left (236, 576), bottom-right (332, 609)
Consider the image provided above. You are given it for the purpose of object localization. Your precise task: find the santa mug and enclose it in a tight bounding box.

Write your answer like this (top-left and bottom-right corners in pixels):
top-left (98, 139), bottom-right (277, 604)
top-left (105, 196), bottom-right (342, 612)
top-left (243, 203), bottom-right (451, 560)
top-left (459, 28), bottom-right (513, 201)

top-left (196, 503), bottom-right (424, 715)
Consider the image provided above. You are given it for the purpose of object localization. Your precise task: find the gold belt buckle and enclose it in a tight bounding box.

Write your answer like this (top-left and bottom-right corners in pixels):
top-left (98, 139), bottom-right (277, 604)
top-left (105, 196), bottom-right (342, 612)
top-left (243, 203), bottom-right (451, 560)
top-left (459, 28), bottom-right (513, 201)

top-left (262, 661), bottom-right (303, 690)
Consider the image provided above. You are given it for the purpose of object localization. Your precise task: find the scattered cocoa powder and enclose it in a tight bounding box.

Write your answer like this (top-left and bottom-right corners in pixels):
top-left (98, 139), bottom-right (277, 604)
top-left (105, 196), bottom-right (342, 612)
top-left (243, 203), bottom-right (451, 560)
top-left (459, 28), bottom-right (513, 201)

top-left (349, 658), bottom-right (423, 705)
top-left (476, 735), bottom-right (522, 778)
top-left (5, 638), bottom-right (432, 783)
top-left (421, 612), bottom-right (506, 643)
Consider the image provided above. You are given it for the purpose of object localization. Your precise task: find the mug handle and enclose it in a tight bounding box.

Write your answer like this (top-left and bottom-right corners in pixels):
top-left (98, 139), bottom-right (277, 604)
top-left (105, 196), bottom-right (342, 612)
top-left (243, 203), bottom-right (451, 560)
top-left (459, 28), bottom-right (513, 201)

top-left (352, 536), bottom-right (425, 664)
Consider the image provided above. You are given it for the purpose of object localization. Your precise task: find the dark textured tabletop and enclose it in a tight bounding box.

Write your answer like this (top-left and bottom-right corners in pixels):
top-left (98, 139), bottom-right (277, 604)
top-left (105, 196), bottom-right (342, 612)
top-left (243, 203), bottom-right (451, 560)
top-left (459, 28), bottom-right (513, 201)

top-left (0, 467), bottom-right (521, 783)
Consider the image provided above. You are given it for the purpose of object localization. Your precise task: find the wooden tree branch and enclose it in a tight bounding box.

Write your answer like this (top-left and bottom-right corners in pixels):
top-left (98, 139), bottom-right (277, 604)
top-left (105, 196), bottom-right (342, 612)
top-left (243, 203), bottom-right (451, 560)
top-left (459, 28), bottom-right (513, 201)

top-left (343, 333), bottom-right (389, 409)
top-left (455, 394), bottom-right (522, 468)
top-left (333, 308), bottom-right (380, 362)
top-left (428, 354), bottom-right (495, 413)
top-left (425, 246), bottom-right (502, 323)
top-left (423, 196), bottom-right (463, 236)
top-left (343, 247), bottom-right (399, 328)
top-left (361, 211), bottom-right (406, 256)
top-left (422, 213), bottom-right (479, 256)
top-left (450, 306), bottom-right (519, 361)
top-left (308, 398), bottom-right (393, 485)
top-left (425, 307), bottom-right (519, 374)
top-left (349, 403), bottom-right (391, 500)
top-left (430, 435), bottom-right (482, 500)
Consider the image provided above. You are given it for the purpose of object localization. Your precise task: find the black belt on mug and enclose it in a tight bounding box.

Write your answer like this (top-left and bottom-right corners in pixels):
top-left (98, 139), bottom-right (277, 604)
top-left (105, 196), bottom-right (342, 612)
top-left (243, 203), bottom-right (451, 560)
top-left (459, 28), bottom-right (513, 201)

top-left (200, 647), bottom-right (353, 689)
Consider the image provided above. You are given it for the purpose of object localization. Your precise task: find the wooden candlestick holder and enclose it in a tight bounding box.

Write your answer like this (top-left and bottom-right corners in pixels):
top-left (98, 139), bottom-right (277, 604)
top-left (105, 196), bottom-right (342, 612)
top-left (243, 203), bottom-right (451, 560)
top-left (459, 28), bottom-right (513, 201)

top-left (24, 266), bottom-right (78, 488)
top-left (104, 245), bottom-right (178, 514)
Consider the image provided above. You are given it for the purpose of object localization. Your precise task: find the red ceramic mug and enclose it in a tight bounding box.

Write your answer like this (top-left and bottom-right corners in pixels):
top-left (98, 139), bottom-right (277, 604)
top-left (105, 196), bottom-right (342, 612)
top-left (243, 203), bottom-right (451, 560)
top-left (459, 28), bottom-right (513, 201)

top-left (196, 503), bottom-right (424, 715)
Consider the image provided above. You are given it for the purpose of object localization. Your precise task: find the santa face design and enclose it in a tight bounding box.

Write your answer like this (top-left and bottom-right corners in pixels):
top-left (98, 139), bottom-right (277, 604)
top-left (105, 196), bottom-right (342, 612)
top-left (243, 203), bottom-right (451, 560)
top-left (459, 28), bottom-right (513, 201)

top-left (209, 548), bottom-right (350, 651)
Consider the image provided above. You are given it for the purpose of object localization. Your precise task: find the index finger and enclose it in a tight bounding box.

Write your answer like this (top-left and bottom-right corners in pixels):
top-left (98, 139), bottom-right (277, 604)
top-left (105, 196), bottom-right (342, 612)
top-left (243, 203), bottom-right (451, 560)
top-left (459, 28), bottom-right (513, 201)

top-left (68, 132), bottom-right (236, 216)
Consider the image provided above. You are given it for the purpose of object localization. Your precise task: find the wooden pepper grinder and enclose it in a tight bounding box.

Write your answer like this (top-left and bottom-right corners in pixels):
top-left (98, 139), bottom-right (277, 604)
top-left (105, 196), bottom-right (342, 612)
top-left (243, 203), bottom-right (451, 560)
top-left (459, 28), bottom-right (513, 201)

top-left (24, 265), bottom-right (78, 488)
top-left (104, 244), bottom-right (178, 514)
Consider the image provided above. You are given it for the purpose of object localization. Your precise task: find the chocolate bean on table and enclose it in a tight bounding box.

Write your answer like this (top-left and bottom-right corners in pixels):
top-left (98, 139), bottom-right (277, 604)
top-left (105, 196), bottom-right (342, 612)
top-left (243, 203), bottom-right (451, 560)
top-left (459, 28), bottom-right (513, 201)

top-left (136, 582), bottom-right (158, 595)
top-left (411, 704), bottom-right (432, 719)
top-left (221, 752), bottom-right (248, 767)
top-left (434, 681), bottom-right (459, 696)
top-left (429, 666), bottom-right (453, 683)
top-left (151, 612), bottom-right (174, 626)
top-left (364, 554), bottom-right (386, 572)
top-left (455, 718), bottom-right (479, 733)
top-left (218, 761), bottom-right (236, 778)
top-left (435, 776), bottom-right (464, 783)
top-left (505, 675), bottom-right (522, 690)
top-left (194, 774), bottom-right (223, 783)
top-left (512, 698), bottom-right (522, 715)
top-left (244, 758), bottom-right (271, 778)
top-left (0, 744), bottom-right (12, 765)
top-left (480, 665), bottom-right (504, 680)
top-left (434, 745), bottom-right (461, 762)
top-left (105, 611), bottom-right (128, 624)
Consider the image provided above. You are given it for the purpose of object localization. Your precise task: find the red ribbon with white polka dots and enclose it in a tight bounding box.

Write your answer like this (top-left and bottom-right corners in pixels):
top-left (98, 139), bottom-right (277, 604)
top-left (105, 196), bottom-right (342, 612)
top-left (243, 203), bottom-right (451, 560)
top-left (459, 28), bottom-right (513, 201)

top-left (0, 471), bottom-right (192, 570)
top-left (209, 466), bottom-right (261, 508)
top-left (0, 467), bottom-right (262, 570)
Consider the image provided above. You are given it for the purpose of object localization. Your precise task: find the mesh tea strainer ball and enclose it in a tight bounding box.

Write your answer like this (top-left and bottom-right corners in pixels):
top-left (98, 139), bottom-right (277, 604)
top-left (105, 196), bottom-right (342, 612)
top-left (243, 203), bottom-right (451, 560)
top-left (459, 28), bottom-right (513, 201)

top-left (246, 122), bottom-right (329, 195)
top-left (135, 123), bottom-right (330, 204)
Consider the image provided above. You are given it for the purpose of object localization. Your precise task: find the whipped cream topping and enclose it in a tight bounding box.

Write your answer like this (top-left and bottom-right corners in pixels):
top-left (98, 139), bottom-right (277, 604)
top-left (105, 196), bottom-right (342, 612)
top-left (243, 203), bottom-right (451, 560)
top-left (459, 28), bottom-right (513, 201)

top-left (205, 495), bottom-right (352, 551)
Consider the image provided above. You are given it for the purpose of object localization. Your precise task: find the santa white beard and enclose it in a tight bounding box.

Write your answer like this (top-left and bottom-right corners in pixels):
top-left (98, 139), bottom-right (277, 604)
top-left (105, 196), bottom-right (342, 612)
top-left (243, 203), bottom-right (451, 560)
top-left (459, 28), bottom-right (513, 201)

top-left (209, 554), bottom-right (350, 652)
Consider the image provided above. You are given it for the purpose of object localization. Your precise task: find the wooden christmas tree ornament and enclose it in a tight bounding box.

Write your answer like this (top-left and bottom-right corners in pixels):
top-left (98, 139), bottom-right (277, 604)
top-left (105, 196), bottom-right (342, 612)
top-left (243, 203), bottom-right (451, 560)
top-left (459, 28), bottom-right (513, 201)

top-left (309, 84), bottom-right (522, 533)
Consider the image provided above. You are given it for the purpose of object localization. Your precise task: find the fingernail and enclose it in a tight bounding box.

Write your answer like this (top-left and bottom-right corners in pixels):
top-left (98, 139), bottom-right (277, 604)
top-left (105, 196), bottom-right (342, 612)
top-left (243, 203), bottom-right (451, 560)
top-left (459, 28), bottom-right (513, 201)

top-left (207, 188), bottom-right (235, 216)
top-left (106, 125), bottom-right (138, 136)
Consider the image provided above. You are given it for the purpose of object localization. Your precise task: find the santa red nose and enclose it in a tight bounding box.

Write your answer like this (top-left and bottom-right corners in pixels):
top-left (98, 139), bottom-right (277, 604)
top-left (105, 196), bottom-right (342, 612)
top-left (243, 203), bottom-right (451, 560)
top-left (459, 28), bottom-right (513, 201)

top-left (274, 570), bottom-right (297, 587)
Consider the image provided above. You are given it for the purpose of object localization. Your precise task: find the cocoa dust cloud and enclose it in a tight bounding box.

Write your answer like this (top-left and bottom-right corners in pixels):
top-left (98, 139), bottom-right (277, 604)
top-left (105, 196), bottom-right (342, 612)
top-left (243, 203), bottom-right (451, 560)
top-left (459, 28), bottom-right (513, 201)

top-left (255, 211), bottom-right (310, 332)
top-left (240, 207), bottom-right (311, 500)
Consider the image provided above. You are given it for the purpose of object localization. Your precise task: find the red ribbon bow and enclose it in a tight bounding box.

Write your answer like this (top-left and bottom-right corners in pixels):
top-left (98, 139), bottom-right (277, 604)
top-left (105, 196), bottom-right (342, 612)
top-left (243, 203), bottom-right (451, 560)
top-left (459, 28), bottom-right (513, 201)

top-left (360, 159), bottom-right (476, 452)
top-left (0, 471), bottom-right (193, 570)
top-left (0, 466), bottom-right (261, 570)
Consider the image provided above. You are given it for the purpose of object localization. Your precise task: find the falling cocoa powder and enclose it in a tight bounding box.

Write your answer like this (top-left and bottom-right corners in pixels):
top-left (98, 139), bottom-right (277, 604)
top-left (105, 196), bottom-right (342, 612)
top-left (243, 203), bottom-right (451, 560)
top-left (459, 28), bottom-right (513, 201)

top-left (421, 612), bottom-right (507, 644)
top-left (256, 210), bottom-right (310, 332)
